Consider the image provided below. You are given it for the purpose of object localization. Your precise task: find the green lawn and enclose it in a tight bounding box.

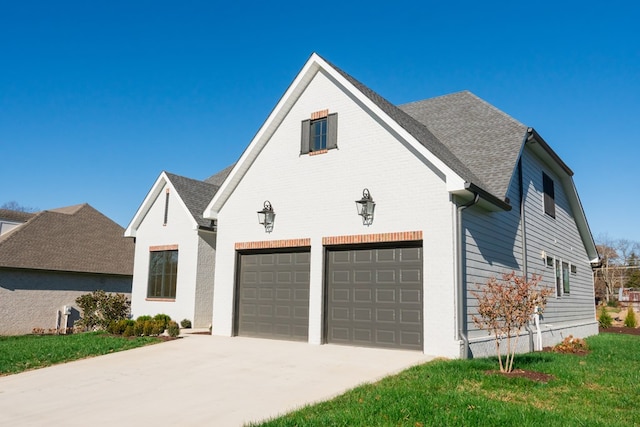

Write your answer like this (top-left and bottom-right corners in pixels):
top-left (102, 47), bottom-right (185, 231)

top-left (0, 332), bottom-right (161, 375)
top-left (253, 333), bottom-right (640, 427)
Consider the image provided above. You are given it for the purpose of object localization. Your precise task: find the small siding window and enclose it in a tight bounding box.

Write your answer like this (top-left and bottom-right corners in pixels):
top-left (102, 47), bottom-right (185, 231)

top-left (571, 264), bottom-right (577, 274)
top-left (546, 256), bottom-right (554, 267)
top-left (301, 112), bottom-right (338, 154)
top-left (543, 172), bottom-right (555, 218)
top-left (147, 249), bottom-right (178, 299)
top-left (562, 261), bottom-right (570, 294)
top-left (555, 259), bottom-right (562, 297)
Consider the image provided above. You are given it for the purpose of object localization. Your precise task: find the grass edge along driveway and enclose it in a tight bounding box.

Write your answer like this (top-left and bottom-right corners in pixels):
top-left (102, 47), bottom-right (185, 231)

top-left (253, 333), bottom-right (640, 427)
top-left (0, 332), bottom-right (161, 375)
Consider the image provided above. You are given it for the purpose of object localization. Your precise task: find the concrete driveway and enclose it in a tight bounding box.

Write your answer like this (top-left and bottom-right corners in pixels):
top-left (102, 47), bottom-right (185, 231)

top-left (0, 333), bottom-right (433, 426)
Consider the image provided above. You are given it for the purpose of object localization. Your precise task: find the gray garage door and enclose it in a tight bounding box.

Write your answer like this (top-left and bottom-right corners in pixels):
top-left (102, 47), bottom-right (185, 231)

top-left (326, 245), bottom-right (423, 350)
top-left (236, 251), bottom-right (310, 341)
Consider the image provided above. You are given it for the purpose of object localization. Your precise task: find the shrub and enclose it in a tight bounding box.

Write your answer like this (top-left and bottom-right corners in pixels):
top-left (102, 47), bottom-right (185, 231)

top-left (180, 319), bottom-right (192, 329)
top-left (123, 325), bottom-right (135, 337)
top-left (143, 320), bottom-right (155, 336)
top-left (151, 321), bottom-right (165, 336)
top-left (136, 315), bottom-right (152, 322)
top-left (599, 306), bottom-right (613, 328)
top-left (75, 290), bottom-right (131, 331)
top-left (553, 335), bottom-right (588, 354)
top-left (607, 299), bottom-right (619, 308)
top-left (471, 272), bottom-right (553, 373)
top-left (134, 320), bottom-right (145, 336)
top-left (624, 306), bottom-right (637, 328)
top-left (153, 313), bottom-right (171, 330)
top-left (167, 321), bottom-right (180, 337)
top-left (107, 319), bottom-right (134, 335)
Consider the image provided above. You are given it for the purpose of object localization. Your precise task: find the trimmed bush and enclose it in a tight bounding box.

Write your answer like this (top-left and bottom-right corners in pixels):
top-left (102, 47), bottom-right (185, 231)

top-left (107, 319), bottom-right (134, 335)
top-left (134, 320), bottom-right (145, 336)
top-left (153, 313), bottom-right (171, 330)
top-left (599, 306), bottom-right (613, 328)
top-left (180, 319), bottom-right (192, 329)
top-left (136, 315), bottom-right (152, 322)
top-left (123, 325), bottom-right (135, 337)
top-left (151, 321), bottom-right (165, 336)
top-left (143, 320), bottom-right (155, 336)
top-left (624, 306), bottom-right (637, 328)
top-left (167, 321), bottom-right (180, 337)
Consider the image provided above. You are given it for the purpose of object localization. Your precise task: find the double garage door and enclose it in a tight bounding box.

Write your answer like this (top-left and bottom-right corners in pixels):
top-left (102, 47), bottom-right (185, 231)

top-left (236, 244), bottom-right (423, 350)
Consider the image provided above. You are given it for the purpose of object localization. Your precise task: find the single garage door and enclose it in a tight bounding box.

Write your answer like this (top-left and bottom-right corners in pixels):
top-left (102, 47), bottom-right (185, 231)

top-left (236, 250), bottom-right (310, 341)
top-left (326, 245), bottom-right (423, 350)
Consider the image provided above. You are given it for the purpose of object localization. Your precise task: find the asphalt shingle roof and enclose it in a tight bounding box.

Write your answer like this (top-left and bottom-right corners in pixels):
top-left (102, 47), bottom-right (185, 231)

top-left (0, 209), bottom-right (35, 223)
top-left (204, 164), bottom-right (234, 187)
top-left (165, 172), bottom-right (221, 229)
top-left (322, 55), bottom-right (528, 202)
top-left (0, 204), bottom-right (134, 275)
top-left (399, 91), bottom-right (527, 200)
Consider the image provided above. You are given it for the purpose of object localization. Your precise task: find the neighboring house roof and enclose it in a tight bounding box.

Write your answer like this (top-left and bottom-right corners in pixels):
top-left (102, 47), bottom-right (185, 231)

top-left (125, 169), bottom-right (226, 237)
top-left (0, 209), bottom-right (35, 223)
top-left (0, 204), bottom-right (134, 275)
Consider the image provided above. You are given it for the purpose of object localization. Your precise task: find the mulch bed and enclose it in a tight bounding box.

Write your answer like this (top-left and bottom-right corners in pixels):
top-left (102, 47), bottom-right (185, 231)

top-left (599, 326), bottom-right (640, 336)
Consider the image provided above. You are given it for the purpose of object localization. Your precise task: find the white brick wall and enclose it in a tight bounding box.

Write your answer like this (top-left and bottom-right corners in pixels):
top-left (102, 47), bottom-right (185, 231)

top-left (130, 181), bottom-right (202, 324)
top-left (212, 70), bottom-right (460, 357)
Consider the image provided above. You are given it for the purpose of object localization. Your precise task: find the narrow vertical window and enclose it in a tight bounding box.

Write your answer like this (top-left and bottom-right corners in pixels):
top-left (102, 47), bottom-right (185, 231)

top-left (163, 189), bottom-right (170, 225)
top-left (562, 261), bottom-right (570, 294)
top-left (543, 172), bottom-right (555, 218)
top-left (555, 259), bottom-right (562, 297)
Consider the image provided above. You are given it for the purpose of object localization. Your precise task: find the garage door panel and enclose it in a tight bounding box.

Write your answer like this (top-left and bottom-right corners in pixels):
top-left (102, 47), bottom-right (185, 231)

top-left (237, 251), bottom-right (310, 342)
top-left (400, 289), bottom-right (421, 303)
top-left (400, 269), bottom-right (421, 283)
top-left (326, 245), bottom-right (423, 351)
top-left (376, 288), bottom-right (396, 302)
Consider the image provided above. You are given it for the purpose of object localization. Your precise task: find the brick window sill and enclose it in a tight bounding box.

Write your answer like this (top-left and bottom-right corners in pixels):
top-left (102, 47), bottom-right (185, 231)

top-left (145, 298), bottom-right (176, 302)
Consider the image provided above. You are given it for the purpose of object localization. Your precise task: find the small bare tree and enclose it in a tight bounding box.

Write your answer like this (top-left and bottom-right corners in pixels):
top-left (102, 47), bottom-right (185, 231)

top-left (471, 271), bottom-right (553, 373)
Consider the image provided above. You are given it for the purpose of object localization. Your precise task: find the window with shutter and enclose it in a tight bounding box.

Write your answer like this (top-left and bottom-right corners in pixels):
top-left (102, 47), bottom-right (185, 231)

top-left (301, 111), bottom-right (337, 154)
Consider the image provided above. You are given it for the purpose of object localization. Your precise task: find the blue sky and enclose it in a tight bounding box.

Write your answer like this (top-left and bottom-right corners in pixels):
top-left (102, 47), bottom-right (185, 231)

top-left (1, 1), bottom-right (638, 242)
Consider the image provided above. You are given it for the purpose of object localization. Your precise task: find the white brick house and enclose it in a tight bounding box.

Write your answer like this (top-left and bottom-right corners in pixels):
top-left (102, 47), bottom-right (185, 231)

top-left (129, 53), bottom-right (599, 358)
top-left (202, 53), bottom-right (599, 358)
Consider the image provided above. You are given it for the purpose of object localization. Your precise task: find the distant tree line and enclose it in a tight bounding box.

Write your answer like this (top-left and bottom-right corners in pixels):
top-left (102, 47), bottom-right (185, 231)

top-left (595, 235), bottom-right (640, 303)
top-left (0, 201), bottom-right (39, 213)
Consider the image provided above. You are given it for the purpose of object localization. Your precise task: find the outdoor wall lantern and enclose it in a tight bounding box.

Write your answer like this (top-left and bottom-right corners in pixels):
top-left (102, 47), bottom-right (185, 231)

top-left (257, 200), bottom-right (275, 233)
top-left (355, 188), bottom-right (375, 226)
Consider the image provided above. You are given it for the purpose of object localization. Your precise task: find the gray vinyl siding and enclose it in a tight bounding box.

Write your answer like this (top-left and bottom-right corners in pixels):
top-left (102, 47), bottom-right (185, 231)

top-left (193, 231), bottom-right (216, 328)
top-left (463, 175), bottom-right (524, 338)
top-left (518, 150), bottom-right (595, 325)
top-left (464, 146), bottom-right (595, 338)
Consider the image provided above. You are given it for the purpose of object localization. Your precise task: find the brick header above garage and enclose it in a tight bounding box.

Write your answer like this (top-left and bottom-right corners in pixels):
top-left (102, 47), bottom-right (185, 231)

top-left (235, 238), bottom-right (311, 250)
top-left (323, 231), bottom-right (423, 246)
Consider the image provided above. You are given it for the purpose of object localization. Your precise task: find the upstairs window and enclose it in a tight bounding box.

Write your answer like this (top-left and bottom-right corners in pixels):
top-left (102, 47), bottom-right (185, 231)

top-left (301, 110), bottom-right (337, 154)
top-left (543, 172), bottom-right (555, 218)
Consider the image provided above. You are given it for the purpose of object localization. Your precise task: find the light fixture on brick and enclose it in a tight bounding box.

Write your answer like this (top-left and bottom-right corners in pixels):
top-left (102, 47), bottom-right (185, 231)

top-left (257, 200), bottom-right (275, 233)
top-left (355, 189), bottom-right (375, 226)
